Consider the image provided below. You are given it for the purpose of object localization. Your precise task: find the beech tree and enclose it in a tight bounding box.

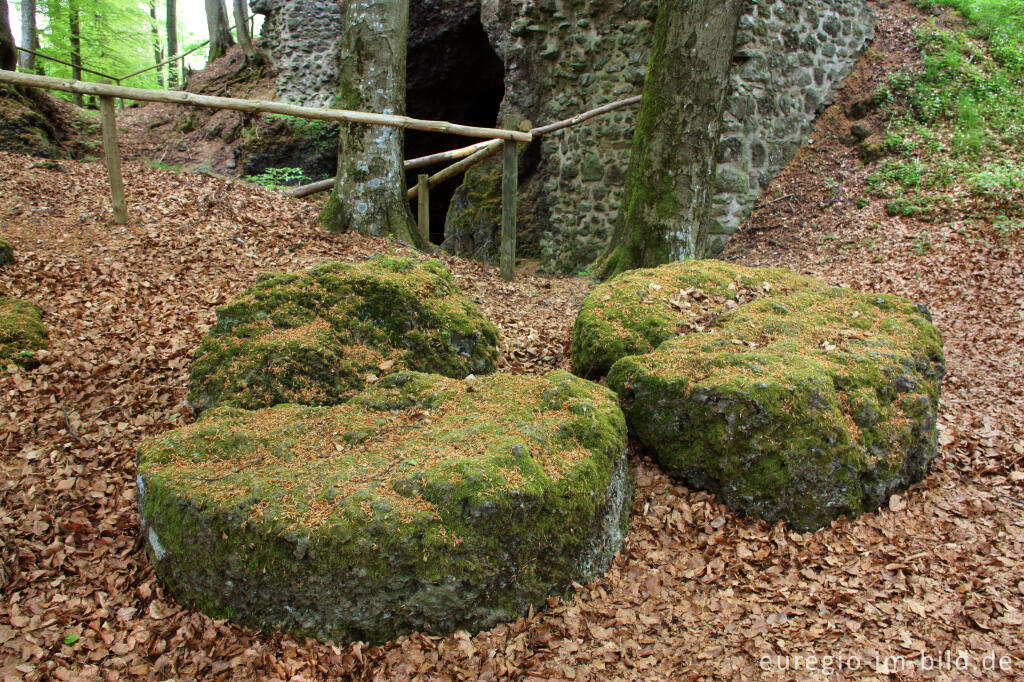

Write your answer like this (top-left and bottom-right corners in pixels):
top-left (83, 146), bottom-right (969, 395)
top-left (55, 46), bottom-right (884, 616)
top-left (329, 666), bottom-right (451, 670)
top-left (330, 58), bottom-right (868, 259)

top-left (594, 0), bottom-right (745, 280)
top-left (19, 0), bottom-right (38, 72)
top-left (319, 0), bottom-right (424, 247)
top-left (167, 0), bottom-right (179, 87)
top-left (149, 1), bottom-right (164, 87)
top-left (232, 0), bottom-right (267, 65)
top-left (69, 0), bottom-right (83, 104)
top-left (205, 0), bottom-right (234, 62)
top-left (0, 0), bottom-right (15, 71)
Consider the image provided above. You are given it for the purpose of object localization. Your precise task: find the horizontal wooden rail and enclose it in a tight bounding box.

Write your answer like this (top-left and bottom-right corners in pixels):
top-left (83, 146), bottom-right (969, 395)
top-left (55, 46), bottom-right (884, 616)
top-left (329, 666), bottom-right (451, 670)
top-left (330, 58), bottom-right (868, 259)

top-left (286, 138), bottom-right (501, 198)
top-left (530, 95), bottom-right (642, 137)
top-left (15, 46), bottom-right (121, 82)
top-left (0, 71), bottom-right (533, 142)
top-left (407, 139), bottom-right (503, 201)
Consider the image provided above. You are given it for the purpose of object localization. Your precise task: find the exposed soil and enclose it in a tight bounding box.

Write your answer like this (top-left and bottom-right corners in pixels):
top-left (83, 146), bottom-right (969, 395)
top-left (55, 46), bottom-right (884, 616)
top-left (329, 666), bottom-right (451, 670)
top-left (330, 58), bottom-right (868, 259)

top-left (2, 1), bottom-right (1022, 680)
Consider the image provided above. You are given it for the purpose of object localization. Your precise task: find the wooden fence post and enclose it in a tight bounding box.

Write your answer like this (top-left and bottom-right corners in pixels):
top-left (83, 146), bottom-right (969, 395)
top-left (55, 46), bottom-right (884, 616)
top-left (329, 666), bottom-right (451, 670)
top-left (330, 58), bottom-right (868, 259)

top-left (99, 95), bottom-right (128, 224)
top-left (500, 139), bottom-right (517, 282)
top-left (417, 174), bottom-right (430, 243)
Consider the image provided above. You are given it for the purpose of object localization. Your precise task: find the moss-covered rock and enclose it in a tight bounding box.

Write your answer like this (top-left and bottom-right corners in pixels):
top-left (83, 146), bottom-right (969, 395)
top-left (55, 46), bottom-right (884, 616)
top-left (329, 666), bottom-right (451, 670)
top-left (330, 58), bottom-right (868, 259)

top-left (442, 156), bottom-right (503, 265)
top-left (188, 257), bottom-right (499, 413)
top-left (0, 298), bottom-right (48, 370)
top-left (607, 287), bottom-right (944, 531)
top-left (571, 259), bottom-right (823, 379)
top-left (0, 238), bottom-right (13, 267)
top-left (138, 370), bottom-right (631, 643)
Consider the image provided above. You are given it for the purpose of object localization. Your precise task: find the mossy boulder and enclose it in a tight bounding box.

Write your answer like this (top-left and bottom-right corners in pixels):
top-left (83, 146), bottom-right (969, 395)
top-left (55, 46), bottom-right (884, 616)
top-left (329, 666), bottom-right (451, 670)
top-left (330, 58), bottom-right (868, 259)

top-left (138, 370), bottom-right (631, 643)
top-left (188, 257), bottom-right (499, 413)
top-left (0, 298), bottom-right (48, 370)
top-left (571, 260), bottom-right (823, 379)
top-left (608, 287), bottom-right (945, 531)
top-left (0, 239), bottom-right (13, 267)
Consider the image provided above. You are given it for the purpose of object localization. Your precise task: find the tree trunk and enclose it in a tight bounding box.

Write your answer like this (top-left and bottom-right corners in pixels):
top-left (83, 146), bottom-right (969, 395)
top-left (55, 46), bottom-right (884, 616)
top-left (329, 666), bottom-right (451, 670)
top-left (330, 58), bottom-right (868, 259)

top-left (69, 0), bottom-right (84, 105)
top-left (232, 0), bottom-right (265, 65)
top-left (593, 0), bottom-right (744, 280)
top-left (319, 0), bottom-right (423, 247)
top-left (205, 0), bottom-right (234, 62)
top-left (149, 0), bottom-right (165, 87)
top-left (167, 0), bottom-right (179, 87)
top-left (19, 0), bottom-right (36, 72)
top-left (0, 0), bottom-right (15, 72)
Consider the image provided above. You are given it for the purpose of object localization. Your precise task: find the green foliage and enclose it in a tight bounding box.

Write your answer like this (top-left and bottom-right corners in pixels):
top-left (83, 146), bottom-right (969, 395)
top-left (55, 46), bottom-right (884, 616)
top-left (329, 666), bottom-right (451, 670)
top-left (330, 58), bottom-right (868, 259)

top-left (863, 1), bottom-right (1024, 236)
top-left (19, 0), bottom-right (201, 96)
top-left (244, 167), bottom-right (312, 189)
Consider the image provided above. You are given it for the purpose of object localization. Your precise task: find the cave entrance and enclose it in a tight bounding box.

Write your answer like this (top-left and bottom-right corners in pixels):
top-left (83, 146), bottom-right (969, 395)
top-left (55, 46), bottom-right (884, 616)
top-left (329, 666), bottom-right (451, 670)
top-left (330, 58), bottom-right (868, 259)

top-left (405, 0), bottom-right (504, 245)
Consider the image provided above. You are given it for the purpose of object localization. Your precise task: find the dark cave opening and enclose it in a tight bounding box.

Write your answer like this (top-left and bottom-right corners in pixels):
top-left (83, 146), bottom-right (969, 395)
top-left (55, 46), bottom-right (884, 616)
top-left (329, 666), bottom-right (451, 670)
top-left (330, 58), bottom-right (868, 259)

top-left (405, 0), bottom-right (505, 244)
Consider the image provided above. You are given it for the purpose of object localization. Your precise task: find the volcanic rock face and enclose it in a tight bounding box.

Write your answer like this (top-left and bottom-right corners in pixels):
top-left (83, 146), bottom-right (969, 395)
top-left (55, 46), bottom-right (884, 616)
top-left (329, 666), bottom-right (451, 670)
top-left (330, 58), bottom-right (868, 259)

top-left (138, 371), bottom-right (631, 643)
top-left (575, 261), bottom-right (945, 531)
top-left (445, 0), bottom-right (876, 270)
top-left (187, 257), bottom-right (499, 413)
top-left (254, 0), bottom-right (873, 268)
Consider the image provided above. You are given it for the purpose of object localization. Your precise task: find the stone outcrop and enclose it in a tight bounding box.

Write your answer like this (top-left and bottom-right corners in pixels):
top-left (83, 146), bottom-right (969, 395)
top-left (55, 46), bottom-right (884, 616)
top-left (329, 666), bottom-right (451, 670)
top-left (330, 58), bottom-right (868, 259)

top-left (571, 259), bottom-right (824, 379)
top-left (445, 0), bottom-right (875, 270)
top-left (0, 297), bottom-right (48, 370)
top-left (138, 370), bottom-right (631, 643)
top-left (252, 0), bottom-right (874, 270)
top-left (188, 257), bottom-right (499, 413)
top-left (580, 262), bottom-right (945, 531)
top-left (0, 238), bottom-right (13, 267)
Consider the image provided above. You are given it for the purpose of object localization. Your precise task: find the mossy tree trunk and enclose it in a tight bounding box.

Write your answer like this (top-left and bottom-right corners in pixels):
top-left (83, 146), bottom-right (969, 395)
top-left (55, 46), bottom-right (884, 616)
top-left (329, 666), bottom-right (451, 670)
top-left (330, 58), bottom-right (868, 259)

top-left (0, 0), bottom-right (15, 72)
top-left (319, 0), bottom-right (424, 248)
top-left (593, 0), bottom-right (744, 281)
top-left (205, 0), bottom-right (234, 62)
top-left (166, 0), bottom-right (179, 88)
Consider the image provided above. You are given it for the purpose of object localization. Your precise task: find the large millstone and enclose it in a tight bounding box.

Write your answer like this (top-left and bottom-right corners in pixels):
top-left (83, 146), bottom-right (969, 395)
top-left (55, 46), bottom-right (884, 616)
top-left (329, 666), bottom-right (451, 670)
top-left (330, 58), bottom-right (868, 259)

top-left (0, 297), bottom-right (47, 370)
top-left (571, 259), bottom-right (824, 379)
top-left (600, 276), bottom-right (944, 531)
top-left (138, 370), bottom-right (631, 643)
top-left (188, 257), bottom-right (499, 413)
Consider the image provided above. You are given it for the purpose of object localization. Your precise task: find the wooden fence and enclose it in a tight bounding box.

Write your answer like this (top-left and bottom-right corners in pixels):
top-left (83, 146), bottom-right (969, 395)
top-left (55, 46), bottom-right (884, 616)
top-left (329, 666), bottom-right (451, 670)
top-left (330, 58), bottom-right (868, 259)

top-left (0, 68), bottom-right (637, 281)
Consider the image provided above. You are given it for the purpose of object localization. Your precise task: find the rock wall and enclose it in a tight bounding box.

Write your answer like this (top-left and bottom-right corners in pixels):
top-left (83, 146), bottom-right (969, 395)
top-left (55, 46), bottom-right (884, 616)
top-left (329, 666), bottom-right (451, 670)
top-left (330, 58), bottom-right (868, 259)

top-left (710, 0), bottom-right (876, 254)
top-left (448, 0), bottom-right (875, 271)
top-left (253, 0), bottom-right (874, 271)
top-left (251, 0), bottom-right (343, 108)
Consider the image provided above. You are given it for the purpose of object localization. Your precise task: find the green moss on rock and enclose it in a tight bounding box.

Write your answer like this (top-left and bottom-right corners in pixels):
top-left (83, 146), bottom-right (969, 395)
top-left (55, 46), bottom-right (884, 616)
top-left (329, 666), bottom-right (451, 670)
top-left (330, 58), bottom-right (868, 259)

top-left (0, 298), bottom-right (48, 370)
top-left (607, 287), bottom-right (945, 531)
top-left (443, 156), bottom-right (504, 264)
top-left (188, 257), bottom-right (500, 413)
top-left (0, 239), bottom-right (13, 267)
top-left (571, 259), bottom-right (823, 379)
top-left (138, 370), bottom-right (631, 643)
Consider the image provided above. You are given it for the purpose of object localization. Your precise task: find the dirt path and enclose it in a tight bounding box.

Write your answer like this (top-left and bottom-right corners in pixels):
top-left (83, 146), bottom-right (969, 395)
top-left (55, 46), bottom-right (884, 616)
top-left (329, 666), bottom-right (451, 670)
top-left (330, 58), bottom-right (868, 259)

top-left (2, 2), bottom-right (1022, 680)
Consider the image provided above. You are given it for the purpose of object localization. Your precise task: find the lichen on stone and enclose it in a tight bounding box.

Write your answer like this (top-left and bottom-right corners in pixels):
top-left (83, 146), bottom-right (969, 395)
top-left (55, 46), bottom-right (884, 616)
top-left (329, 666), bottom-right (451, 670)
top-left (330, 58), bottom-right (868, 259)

top-left (188, 256), bottom-right (500, 413)
top-left (0, 297), bottom-right (48, 370)
top-left (607, 286), bottom-right (945, 531)
top-left (571, 259), bottom-right (823, 379)
top-left (138, 370), bottom-right (631, 643)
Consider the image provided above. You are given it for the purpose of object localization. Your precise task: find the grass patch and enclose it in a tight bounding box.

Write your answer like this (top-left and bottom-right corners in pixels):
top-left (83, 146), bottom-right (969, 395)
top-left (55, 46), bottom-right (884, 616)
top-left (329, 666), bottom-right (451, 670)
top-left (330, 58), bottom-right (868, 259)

top-left (864, 0), bottom-right (1024, 237)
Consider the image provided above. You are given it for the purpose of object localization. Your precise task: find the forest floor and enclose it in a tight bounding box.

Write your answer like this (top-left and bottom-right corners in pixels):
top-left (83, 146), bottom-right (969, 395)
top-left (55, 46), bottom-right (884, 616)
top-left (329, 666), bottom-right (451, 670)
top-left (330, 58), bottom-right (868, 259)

top-left (2, 1), bottom-right (1023, 680)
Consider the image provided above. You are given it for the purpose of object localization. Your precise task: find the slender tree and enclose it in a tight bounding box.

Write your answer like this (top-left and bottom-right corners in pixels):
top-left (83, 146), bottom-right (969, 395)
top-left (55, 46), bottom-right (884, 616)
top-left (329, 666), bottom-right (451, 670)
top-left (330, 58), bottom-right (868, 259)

top-left (166, 0), bottom-right (178, 87)
top-left (319, 0), bottom-right (424, 247)
top-left (232, 0), bottom-right (266, 65)
top-left (19, 0), bottom-right (37, 72)
top-left (149, 0), bottom-right (164, 87)
top-left (68, 0), bottom-right (84, 104)
top-left (594, 0), bottom-right (745, 279)
top-left (0, 0), bottom-right (15, 71)
top-left (205, 0), bottom-right (234, 62)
